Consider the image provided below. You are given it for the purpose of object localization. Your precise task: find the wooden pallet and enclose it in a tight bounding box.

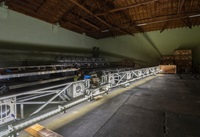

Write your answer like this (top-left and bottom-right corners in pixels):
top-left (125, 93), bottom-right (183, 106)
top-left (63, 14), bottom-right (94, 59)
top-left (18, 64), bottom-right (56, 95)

top-left (25, 124), bottom-right (63, 137)
top-left (159, 65), bottom-right (177, 74)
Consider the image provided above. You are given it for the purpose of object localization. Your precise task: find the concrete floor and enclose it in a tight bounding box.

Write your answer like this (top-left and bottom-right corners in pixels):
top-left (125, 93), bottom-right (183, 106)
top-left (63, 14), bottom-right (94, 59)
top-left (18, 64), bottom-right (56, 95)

top-left (20, 74), bottom-right (200, 137)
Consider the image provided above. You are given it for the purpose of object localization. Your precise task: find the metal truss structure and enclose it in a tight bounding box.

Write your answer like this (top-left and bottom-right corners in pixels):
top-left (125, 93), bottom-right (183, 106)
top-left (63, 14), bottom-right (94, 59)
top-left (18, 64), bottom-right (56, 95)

top-left (0, 66), bottom-right (160, 137)
top-left (0, 64), bottom-right (78, 80)
top-left (0, 57), bottom-right (110, 80)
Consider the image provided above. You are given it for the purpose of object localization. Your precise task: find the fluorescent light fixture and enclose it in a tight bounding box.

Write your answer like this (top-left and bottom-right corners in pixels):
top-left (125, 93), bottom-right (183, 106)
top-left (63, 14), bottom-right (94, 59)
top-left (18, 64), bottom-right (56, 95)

top-left (102, 30), bottom-right (109, 32)
top-left (189, 14), bottom-right (200, 18)
top-left (137, 23), bottom-right (147, 26)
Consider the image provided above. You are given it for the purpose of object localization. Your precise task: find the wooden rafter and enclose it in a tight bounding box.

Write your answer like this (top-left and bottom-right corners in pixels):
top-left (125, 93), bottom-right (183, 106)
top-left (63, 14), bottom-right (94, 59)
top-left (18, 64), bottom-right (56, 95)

top-left (5, 0), bottom-right (200, 38)
top-left (56, 2), bottom-right (80, 23)
top-left (80, 19), bottom-right (100, 30)
top-left (119, 13), bottom-right (200, 29)
top-left (66, 0), bottom-right (158, 23)
top-left (35, 0), bottom-right (48, 13)
top-left (181, 18), bottom-right (192, 29)
top-left (12, 0), bottom-right (60, 23)
top-left (95, 0), bottom-right (158, 16)
top-left (177, 0), bottom-right (185, 16)
top-left (67, 22), bottom-right (89, 33)
top-left (69, 0), bottom-right (134, 36)
top-left (160, 22), bottom-right (169, 33)
top-left (95, 1), bottom-right (115, 38)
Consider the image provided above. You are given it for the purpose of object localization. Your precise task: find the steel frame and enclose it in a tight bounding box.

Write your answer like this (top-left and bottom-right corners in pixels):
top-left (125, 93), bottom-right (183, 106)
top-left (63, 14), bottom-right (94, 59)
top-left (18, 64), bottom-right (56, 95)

top-left (0, 66), bottom-right (160, 137)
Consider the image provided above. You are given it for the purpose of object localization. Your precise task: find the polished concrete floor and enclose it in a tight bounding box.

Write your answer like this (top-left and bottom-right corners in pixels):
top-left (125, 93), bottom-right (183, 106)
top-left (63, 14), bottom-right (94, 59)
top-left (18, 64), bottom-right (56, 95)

top-left (20, 74), bottom-right (200, 137)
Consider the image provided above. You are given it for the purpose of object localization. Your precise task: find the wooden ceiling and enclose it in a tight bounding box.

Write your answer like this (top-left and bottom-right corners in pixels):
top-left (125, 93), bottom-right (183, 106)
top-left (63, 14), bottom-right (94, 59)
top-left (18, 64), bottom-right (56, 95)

top-left (1, 0), bottom-right (200, 39)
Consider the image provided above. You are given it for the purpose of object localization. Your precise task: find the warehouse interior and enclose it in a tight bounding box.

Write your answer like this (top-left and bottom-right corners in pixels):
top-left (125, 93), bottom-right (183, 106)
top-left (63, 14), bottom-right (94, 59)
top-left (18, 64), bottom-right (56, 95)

top-left (0, 0), bottom-right (200, 137)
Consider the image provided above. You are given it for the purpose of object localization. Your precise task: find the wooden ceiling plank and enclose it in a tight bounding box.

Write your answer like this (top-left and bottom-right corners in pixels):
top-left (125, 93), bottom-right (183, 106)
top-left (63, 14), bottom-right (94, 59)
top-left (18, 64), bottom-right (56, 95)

top-left (56, 3), bottom-right (78, 23)
top-left (107, 0), bottom-right (135, 35)
top-left (69, 0), bottom-right (134, 36)
top-left (68, 22), bottom-right (89, 32)
top-left (14, 0), bottom-right (61, 22)
top-left (96, 0), bottom-right (158, 16)
top-left (80, 19), bottom-right (100, 30)
top-left (67, 0), bottom-right (158, 24)
top-left (90, 0), bottom-right (96, 12)
top-left (194, 1), bottom-right (200, 11)
top-left (120, 13), bottom-right (200, 29)
top-left (123, 0), bottom-right (144, 33)
top-left (69, 0), bottom-right (93, 15)
top-left (8, 1), bottom-right (53, 23)
top-left (69, 0), bottom-right (110, 28)
top-left (177, 0), bottom-right (185, 16)
top-left (35, 0), bottom-right (48, 13)
top-left (94, 0), bottom-right (113, 28)
top-left (5, 0), bottom-right (199, 39)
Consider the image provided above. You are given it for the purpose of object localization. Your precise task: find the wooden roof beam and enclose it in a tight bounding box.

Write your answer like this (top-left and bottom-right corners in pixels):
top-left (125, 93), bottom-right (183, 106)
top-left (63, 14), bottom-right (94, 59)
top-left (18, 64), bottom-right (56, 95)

top-left (177, 0), bottom-right (185, 16)
top-left (69, 0), bottom-right (111, 28)
top-left (69, 22), bottom-right (90, 32)
top-left (35, 0), bottom-right (48, 13)
top-left (160, 22), bottom-right (169, 33)
top-left (69, 0), bottom-right (93, 16)
top-left (62, 18), bottom-right (100, 30)
top-left (96, 0), bottom-right (158, 16)
top-left (119, 13), bottom-right (200, 29)
top-left (181, 18), bottom-right (192, 29)
top-left (65, 0), bottom-right (161, 24)
top-left (69, 0), bottom-right (134, 36)
top-left (56, 4), bottom-right (78, 23)
top-left (69, 0), bottom-right (110, 28)
top-left (80, 19), bottom-right (100, 30)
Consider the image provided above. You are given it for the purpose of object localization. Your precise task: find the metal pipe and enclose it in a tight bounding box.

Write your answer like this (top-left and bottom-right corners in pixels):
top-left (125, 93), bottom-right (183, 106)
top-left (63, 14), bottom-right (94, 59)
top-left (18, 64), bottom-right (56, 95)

top-left (17, 92), bottom-right (58, 102)
top-left (0, 80), bottom-right (87, 100)
top-left (1, 97), bottom-right (89, 137)
top-left (31, 83), bottom-right (72, 115)
top-left (116, 73), bottom-right (126, 85)
top-left (9, 75), bottom-right (75, 90)
top-left (20, 104), bottom-right (24, 119)
top-left (16, 101), bottom-right (65, 105)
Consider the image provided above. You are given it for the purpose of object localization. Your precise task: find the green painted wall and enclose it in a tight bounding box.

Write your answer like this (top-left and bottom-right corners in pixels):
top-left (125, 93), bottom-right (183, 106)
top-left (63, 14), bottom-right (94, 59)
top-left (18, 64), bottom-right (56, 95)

top-left (0, 9), bottom-right (98, 66)
top-left (0, 9), bottom-right (97, 48)
top-left (146, 27), bottom-right (200, 54)
top-left (147, 26), bottom-right (200, 65)
top-left (98, 34), bottom-right (160, 66)
top-left (0, 8), bottom-right (200, 67)
top-left (98, 26), bottom-right (200, 66)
